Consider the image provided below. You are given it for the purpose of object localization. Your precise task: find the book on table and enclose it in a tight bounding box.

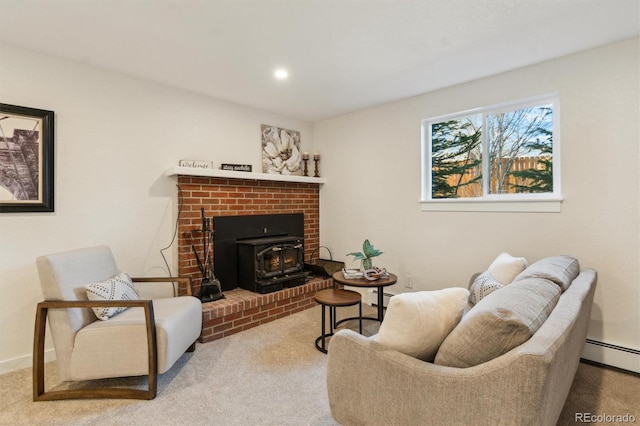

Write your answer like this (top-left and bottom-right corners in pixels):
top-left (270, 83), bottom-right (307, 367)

top-left (342, 268), bottom-right (363, 279)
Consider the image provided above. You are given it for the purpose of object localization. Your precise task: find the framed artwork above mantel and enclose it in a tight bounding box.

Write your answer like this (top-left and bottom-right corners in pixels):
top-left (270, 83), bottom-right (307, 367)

top-left (261, 124), bottom-right (303, 176)
top-left (0, 103), bottom-right (55, 213)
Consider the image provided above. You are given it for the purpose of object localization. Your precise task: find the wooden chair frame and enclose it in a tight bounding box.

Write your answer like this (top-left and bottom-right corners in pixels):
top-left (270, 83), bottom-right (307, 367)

top-left (33, 277), bottom-right (193, 401)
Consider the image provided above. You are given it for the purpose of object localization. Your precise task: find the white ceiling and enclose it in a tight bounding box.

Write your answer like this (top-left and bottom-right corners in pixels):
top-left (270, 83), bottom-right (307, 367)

top-left (0, 0), bottom-right (638, 122)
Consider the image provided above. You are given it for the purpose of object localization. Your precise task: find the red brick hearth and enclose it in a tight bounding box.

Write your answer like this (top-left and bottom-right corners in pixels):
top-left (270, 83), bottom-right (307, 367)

top-left (201, 277), bottom-right (332, 342)
top-left (176, 174), bottom-right (323, 342)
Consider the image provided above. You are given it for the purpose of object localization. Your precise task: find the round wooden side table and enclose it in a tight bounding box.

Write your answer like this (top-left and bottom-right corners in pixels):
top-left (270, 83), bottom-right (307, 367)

top-left (332, 271), bottom-right (397, 322)
top-left (314, 288), bottom-right (362, 353)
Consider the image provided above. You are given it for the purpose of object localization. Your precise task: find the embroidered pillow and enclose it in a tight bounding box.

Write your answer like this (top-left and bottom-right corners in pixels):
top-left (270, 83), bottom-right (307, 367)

top-left (85, 272), bottom-right (138, 320)
top-left (469, 271), bottom-right (504, 305)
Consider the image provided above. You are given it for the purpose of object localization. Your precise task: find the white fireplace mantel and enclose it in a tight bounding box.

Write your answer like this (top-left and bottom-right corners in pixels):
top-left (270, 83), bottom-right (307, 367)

top-left (165, 166), bottom-right (327, 184)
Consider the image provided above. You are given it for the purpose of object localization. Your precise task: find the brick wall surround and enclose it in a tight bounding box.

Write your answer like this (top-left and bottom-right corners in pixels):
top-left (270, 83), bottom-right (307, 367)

top-left (176, 174), bottom-right (323, 342)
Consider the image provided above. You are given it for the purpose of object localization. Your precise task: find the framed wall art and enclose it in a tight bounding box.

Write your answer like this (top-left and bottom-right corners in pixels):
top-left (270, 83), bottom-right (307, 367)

top-left (0, 103), bottom-right (54, 213)
top-left (261, 124), bottom-right (302, 176)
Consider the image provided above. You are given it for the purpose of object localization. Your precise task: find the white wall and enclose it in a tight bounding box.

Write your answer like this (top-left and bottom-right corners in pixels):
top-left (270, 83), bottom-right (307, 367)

top-left (316, 38), bottom-right (640, 367)
top-left (2, 38), bottom-right (638, 373)
top-left (0, 43), bottom-right (314, 372)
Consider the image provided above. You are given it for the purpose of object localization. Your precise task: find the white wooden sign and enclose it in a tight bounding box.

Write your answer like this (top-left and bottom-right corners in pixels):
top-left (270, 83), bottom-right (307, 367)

top-left (179, 160), bottom-right (213, 169)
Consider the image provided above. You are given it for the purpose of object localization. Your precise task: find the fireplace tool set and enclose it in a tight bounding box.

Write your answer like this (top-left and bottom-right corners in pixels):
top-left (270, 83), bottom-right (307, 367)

top-left (192, 208), bottom-right (225, 302)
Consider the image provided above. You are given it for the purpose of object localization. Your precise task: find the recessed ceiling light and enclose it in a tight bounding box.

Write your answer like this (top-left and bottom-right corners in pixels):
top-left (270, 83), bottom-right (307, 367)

top-left (274, 69), bottom-right (289, 80)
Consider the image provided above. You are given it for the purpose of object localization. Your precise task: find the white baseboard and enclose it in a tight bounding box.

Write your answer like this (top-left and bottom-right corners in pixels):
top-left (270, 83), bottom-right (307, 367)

top-left (0, 349), bottom-right (56, 376)
top-left (581, 339), bottom-right (639, 374)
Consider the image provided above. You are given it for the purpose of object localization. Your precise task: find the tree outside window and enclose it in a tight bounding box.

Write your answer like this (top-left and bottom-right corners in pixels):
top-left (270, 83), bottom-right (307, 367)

top-left (424, 97), bottom-right (557, 201)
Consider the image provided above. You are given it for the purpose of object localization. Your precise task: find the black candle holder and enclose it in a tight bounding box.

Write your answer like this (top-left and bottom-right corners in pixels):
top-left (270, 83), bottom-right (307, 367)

top-left (314, 157), bottom-right (320, 177)
top-left (303, 158), bottom-right (309, 176)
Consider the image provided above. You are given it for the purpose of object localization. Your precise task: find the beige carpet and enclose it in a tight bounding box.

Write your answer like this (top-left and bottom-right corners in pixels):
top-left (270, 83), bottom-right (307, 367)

top-left (0, 304), bottom-right (637, 425)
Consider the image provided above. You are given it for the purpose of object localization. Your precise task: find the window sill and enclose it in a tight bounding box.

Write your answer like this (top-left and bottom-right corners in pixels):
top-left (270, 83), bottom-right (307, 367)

top-left (420, 197), bottom-right (563, 213)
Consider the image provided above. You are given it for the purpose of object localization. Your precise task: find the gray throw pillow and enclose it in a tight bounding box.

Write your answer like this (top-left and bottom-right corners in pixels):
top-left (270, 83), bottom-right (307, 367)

top-left (434, 277), bottom-right (561, 368)
top-left (513, 255), bottom-right (579, 292)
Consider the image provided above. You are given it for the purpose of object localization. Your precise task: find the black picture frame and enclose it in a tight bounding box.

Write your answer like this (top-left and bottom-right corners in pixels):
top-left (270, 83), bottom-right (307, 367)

top-left (0, 103), bottom-right (54, 213)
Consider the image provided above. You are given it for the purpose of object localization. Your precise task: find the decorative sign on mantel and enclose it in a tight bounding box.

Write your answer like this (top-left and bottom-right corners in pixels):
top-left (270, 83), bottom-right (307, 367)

top-left (179, 160), bottom-right (213, 169)
top-left (221, 163), bottom-right (252, 172)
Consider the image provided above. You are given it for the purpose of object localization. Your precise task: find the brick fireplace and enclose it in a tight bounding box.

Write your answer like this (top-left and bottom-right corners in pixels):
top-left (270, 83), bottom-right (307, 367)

top-left (176, 174), bottom-right (331, 342)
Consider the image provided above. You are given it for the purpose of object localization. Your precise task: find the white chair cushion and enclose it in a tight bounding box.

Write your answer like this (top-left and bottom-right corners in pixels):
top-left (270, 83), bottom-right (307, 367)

top-left (69, 296), bottom-right (202, 380)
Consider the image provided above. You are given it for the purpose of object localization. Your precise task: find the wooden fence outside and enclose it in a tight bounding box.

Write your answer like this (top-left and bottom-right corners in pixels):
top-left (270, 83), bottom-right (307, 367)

top-left (437, 156), bottom-right (550, 198)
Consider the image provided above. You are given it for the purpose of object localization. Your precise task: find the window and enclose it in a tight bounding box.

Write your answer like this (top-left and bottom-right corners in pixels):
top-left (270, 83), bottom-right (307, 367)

top-left (421, 95), bottom-right (562, 212)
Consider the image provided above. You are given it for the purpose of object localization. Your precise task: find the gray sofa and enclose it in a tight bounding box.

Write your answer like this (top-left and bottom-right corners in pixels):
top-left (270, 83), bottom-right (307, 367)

top-left (326, 256), bottom-right (597, 425)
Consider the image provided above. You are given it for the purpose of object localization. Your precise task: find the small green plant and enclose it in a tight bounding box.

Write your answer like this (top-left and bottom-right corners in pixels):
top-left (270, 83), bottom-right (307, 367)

top-left (347, 239), bottom-right (383, 270)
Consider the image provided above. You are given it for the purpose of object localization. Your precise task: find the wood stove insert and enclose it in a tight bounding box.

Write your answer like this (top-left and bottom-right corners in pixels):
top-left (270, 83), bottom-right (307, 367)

top-left (213, 213), bottom-right (306, 293)
top-left (237, 235), bottom-right (305, 294)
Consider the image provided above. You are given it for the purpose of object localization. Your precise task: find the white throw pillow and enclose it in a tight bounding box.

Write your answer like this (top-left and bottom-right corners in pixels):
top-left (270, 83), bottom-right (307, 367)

top-left (487, 252), bottom-right (527, 285)
top-left (85, 272), bottom-right (139, 320)
top-left (373, 288), bottom-right (469, 361)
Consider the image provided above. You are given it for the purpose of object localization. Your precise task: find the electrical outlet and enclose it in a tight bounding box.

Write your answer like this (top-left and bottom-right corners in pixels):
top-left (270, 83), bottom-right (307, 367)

top-left (406, 275), bottom-right (413, 288)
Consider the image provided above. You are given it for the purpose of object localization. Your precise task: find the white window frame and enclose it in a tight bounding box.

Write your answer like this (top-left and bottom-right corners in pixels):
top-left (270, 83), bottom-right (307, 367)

top-left (420, 94), bottom-right (563, 212)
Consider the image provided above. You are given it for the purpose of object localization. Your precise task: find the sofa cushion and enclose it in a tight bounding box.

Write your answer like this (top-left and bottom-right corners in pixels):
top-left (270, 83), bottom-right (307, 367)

top-left (468, 271), bottom-right (504, 305)
top-left (85, 272), bottom-right (139, 320)
top-left (513, 255), bottom-right (580, 292)
top-left (487, 252), bottom-right (527, 284)
top-left (373, 288), bottom-right (469, 361)
top-left (434, 277), bottom-right (561, 368)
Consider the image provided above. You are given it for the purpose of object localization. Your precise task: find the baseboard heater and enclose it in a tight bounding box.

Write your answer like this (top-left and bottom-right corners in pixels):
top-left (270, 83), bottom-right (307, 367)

top-left (367, 288), bottom-right (396, 307)
top-left (582, 339), bottom-right (640, 374)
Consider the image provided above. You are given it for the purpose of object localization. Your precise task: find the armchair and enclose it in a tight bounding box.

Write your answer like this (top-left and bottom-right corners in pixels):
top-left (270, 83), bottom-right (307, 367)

top-left (33, 246), bottom-right (202, 401)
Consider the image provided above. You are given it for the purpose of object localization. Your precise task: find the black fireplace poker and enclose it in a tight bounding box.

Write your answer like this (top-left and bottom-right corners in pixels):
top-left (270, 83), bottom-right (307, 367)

top-left (194, 208), bottom-right (225, 303)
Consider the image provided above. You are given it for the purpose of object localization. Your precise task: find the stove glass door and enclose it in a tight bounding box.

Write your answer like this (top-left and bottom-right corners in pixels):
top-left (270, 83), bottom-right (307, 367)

top-left (257, 245), bottom-right (283, 279)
